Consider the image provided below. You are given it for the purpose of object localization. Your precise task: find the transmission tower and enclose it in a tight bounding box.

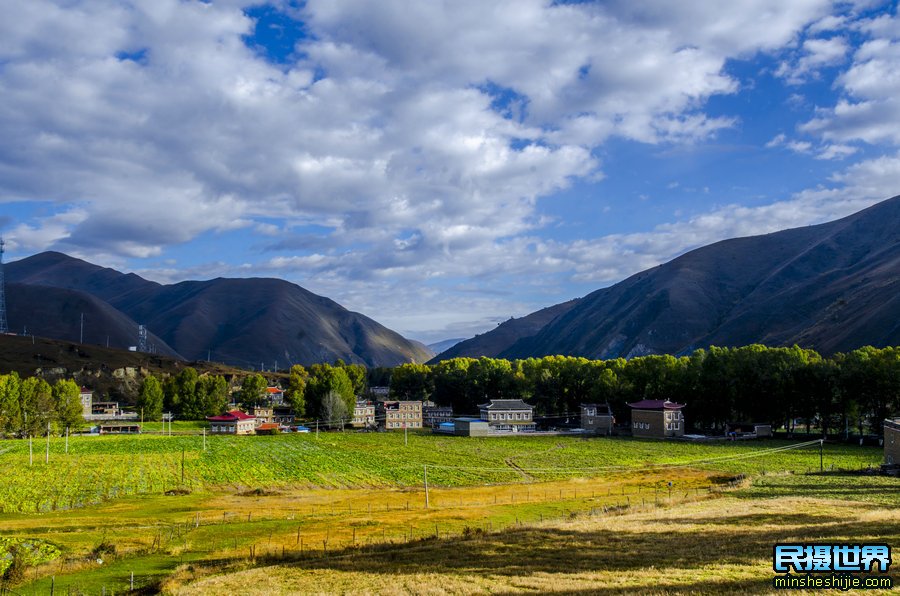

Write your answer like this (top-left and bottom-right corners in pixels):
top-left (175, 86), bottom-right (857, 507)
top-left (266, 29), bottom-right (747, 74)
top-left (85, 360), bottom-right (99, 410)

top-left (138, 324), bottom-right (148, 352)
top-left (0, 238), bottom-right (8, 334)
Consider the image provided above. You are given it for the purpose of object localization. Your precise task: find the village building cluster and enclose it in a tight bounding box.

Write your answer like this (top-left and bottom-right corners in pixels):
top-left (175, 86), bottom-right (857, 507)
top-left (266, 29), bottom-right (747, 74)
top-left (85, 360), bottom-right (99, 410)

top-left (73, 381), bottom-right (900, 468)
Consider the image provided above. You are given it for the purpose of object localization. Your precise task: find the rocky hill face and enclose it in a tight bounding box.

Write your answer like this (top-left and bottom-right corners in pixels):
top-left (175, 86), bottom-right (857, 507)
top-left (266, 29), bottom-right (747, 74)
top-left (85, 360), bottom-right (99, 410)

top-left (502, 195), bottom-right (900, 359)
top-left (5, 253), bottom-right (432, 367)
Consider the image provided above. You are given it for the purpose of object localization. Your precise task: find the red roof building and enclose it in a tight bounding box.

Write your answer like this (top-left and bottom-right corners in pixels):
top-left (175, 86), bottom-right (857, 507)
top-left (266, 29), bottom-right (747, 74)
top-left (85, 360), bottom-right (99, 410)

top-left (207, 410), bottom-right (256, 434)
top-left (256, 422), bottom-right (280, 435)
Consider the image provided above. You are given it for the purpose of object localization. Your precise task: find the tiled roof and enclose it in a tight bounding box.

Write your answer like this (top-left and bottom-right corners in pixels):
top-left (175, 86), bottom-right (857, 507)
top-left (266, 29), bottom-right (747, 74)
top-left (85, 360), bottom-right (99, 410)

top-left (478, 399), bottom-right (533, 410)
top-left (207, 409), bottom-right (256, 422)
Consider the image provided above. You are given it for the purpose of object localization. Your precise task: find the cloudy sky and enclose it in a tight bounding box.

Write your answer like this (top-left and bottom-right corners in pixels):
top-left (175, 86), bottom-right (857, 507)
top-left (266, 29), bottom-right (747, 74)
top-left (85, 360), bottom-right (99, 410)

top-left (2, 0), bottom-right (900, 344)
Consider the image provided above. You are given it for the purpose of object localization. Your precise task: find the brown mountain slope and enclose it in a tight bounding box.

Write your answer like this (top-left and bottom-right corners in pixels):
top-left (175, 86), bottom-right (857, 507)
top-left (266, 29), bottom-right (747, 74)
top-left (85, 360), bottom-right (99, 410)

top-left (5, 255), bottom-right (431, 368)
top-left (503, 194), bottom-right (900, 359)
top-left (5, 283), bottom-right (180, 357)
top-left (430, 299), bottom-right (580, 363)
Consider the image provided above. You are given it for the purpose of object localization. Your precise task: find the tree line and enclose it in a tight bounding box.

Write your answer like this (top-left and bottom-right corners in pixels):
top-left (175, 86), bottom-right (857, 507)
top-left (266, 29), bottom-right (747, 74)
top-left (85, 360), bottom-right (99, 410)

top-left (389, 345), bottom-right (900, 435)
top-left (135, 361), bottom-right (368, 424)
top-left (0, 373), bottom-right (85, 437)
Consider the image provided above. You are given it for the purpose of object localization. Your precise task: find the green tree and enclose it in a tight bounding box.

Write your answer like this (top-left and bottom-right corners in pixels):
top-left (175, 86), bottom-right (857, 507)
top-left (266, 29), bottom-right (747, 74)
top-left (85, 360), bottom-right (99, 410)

top-left (286, 365), bottom-right (308, 417)
top-left (0, 372), bottom-right (22, 435)
top-left (174, 367), bottom-right (200, 418)
top-left (321, 390), bottom-right (349, 428)
top-left (19, 377), bottom-right (53, 436)
top-left (137, 376), bottom-right (165, 421)
top-left (306, 364), bottom-right (355, 419)
top-left (432, 358), bottom-right (474, 412)
top-left (240, 374), bottom-right (267, 410)
top-left (389, 363), bottom-right (433, 401)
top-left (198, 375), bottom-right (229, 417)
top-left (52, 379), bottom-right (84, 432)
top-left (343, 363), bottom-right (368, 397)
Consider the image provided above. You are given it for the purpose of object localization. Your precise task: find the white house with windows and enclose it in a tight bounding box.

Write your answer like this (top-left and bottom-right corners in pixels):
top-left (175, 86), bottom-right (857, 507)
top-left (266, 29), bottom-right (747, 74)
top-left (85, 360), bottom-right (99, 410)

top-left (478, 399), bottom-right (536, 432)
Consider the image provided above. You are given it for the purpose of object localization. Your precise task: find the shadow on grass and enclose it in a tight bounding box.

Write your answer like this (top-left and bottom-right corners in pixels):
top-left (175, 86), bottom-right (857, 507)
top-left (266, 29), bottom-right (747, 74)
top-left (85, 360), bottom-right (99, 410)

top-left (261, 512), bottom-right (900, 590)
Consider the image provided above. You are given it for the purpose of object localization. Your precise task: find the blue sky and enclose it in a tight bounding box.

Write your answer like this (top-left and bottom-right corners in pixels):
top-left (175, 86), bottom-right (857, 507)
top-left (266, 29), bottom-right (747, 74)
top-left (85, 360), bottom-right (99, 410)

top-left (2, 0), bottom-right (900, 344)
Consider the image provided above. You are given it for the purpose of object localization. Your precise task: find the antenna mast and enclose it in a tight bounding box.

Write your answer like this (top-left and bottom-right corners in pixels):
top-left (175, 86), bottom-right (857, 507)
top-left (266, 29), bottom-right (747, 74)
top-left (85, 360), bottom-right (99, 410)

top-left (138, 324), bottom-right (148, 353)
top-left (0, 238), bottom-right (8, 334)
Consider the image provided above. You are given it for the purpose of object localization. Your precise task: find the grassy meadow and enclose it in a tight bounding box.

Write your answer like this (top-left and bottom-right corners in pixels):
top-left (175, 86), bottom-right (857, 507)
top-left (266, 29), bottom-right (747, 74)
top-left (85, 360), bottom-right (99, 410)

top-left (0, 431), bottom-right (893, 594)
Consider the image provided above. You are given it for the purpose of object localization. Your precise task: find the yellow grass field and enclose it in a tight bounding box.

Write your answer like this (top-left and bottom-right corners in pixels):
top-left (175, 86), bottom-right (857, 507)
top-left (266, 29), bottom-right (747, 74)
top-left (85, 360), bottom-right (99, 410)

top-left (169, 493), bottom-right (900, 595)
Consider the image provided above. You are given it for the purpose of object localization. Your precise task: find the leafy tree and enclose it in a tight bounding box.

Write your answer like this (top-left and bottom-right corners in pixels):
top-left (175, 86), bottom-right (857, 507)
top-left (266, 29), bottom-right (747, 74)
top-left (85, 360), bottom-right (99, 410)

top-left (432, 358), bottom-right (474, 412)
top-left (52, 379), bottom-right (84, 432)
top-left (343, 363), bottom-right (368, 397)
top-left (0, 372), bottom-right (22, 435)
top-left (286, 364), bottom-right (308, 417)
top-left (174, 367), bottom-right (200, 418)
top-left (198, 375), bottom-right (229, 417)
top-left (321, 390), bottom-right (348, 428)
top-left (240, 374), bottom-right (268, 410)
top-left (19, 377), bottom-right (53, 436)
top-left (306, 364), bottom-right (355, 419)
top-left (137, 376), bottom-right (165, 421)
top-left (389, 363), bottom-right (433, 401)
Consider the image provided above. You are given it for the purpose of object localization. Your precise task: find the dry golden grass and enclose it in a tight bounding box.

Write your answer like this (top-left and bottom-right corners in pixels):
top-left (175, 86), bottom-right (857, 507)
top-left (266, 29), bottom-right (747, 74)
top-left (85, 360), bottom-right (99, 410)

top-left (169, 495), bottom-right (900, 595)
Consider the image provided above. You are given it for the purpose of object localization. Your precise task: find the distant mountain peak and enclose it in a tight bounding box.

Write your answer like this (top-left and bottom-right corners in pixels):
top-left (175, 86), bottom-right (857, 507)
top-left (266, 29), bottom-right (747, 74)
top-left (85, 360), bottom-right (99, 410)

top-left (6, 252), bottom-right (430, 367)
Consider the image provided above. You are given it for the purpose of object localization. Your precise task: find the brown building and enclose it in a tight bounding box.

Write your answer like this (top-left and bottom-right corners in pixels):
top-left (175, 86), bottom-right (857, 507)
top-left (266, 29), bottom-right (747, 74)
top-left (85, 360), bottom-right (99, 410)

top-left (376, 400), bottom-right (422, 430)
top-left (478, 399), bottom-right (536, 432)
top-left (580, 403), bottom-right (614, 435)
top-left (272, 406), bottom-right (295, 426)
top-left (628, 399), bottom-right (685, 438)
top-left (885, 418), bottom-right (900, 465)
top-left (352, 400), bottom-right (376, 429)
top-left (250, 405), bottom-right (273, 426)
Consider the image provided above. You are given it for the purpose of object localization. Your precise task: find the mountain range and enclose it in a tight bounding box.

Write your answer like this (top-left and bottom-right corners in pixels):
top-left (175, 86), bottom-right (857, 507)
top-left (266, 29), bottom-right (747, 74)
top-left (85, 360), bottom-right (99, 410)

top-left (4, 252), bottom-right (432, 368)
top-left (436, 194), bottom-right (900, 361)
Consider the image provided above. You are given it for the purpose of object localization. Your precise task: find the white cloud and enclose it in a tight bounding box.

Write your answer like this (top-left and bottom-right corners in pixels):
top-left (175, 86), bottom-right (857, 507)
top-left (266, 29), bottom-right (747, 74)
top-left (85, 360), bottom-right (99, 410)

top-left (800, 13), bottom-right (900, 145)
top-left (0, 0), bottom-right (855, 339)
top-left (776, 36), bottom-right (850, 83)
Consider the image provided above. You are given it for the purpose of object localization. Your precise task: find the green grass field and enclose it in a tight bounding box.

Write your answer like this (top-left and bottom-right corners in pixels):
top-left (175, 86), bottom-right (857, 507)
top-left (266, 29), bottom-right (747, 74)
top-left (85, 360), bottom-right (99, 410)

top-left (0, 432), bottom-right (879, 513)
top-left (0, 432), bottom-right (891, 594)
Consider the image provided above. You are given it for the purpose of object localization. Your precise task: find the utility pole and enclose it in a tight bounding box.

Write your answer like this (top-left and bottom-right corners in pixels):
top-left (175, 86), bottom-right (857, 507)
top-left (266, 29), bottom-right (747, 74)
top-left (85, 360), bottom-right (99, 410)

top-left (424, 465), bottom-right (429, 508)
top-left (46, 422), bottom-right (50, 464)
top-left (404, 422), bottom-right (408, 446)
top-left (819, 439), bottom-right (824, 473)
